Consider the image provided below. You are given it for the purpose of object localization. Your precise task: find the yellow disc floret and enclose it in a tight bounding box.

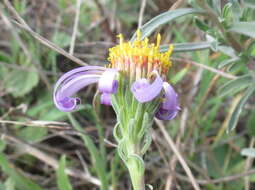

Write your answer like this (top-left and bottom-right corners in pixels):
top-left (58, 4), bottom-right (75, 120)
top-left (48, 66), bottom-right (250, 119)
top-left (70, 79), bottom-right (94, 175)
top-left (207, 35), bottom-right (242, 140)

top-left (108, 30), bottom-right (174, 79)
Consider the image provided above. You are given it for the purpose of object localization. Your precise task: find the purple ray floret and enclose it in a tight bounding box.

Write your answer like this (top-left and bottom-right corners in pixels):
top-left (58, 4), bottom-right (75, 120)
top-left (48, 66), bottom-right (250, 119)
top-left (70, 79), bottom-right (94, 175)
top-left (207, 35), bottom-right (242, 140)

top-left (131, 72), bottom-right (163, 103)
top-left (101, 93), bottom-right (112, 105)
top-left (53, 66), bottom-right (118, 112)
top-left (98, 69), bottom-right (118, 94)
top-left (155, 82), bottom-right (180, 120)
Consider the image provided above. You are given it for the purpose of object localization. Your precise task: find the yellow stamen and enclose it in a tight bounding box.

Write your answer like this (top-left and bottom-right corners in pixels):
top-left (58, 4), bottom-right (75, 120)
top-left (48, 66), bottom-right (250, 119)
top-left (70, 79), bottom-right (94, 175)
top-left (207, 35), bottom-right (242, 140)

top-left (156, 33), bottom-right (161, 49)
top-left (108, 31), bottom-right (174, 78)
top-left (136, 29), bottom-right (142, 41)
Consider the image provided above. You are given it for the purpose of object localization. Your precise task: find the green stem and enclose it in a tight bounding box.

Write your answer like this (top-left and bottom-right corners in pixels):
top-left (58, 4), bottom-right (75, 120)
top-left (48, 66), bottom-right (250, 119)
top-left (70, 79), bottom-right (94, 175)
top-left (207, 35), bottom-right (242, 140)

top-left (128, 163), bottom-right (145, 190)
top-left (126, 144), bottom-right (145, 190)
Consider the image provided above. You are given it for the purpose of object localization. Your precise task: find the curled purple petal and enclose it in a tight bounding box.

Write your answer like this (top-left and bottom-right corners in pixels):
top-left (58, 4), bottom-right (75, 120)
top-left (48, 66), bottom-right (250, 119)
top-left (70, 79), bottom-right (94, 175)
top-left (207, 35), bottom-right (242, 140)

top-left (98, 69), bottom-right (118, 94)
top-left (54, 66), bottom-right (105, 112)
top-left (100, 93), bottom-right (111, 105)
top-left (155, 108), bottom-right (178, 120)
top-left (161, 82), bottom-right (179, 110)
top-left (55, 66), bottom-right (105, 88)
top-left (155, 82), bottom-right (180, 120)
top-left (131, 72), bottom-right (163, 103)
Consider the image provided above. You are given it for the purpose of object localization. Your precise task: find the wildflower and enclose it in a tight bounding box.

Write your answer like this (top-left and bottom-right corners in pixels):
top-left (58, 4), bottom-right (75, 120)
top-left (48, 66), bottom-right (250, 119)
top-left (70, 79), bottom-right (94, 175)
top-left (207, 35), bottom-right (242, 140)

top-left (53, 30), bottom-right (180, 120)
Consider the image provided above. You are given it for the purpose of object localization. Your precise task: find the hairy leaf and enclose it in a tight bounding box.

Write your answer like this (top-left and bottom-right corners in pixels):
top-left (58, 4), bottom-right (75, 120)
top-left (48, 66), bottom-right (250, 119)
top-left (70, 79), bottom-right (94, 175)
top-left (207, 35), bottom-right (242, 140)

top-left (130, 8), bottom-right (203, 41)
top-left (218, 75), bottom-right (253, 97)
top-left (229, 22), bottom-right (255, 38)
top-left (160, 41), bottom-right (212, 53)
top-left (228, 85), bottom-right (255, 132)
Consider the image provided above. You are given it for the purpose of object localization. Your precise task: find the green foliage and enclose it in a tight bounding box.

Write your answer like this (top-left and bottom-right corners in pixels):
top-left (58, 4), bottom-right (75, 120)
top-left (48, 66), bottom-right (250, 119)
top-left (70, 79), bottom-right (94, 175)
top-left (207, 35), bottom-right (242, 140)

top-left (0, 0), bottom-right (255, 189)
top-left (4, 178), bottom-right (16, 190)
top-left (0, 154), bottom-right (43, 190)
top-left (247, 110), bottom-right (255, 136)
top-left (170, 67), bottom-right (189, 84)
top-left (228, 85), bottom-right (255, 132)
top-left (218, 74), bottom-right (253, 97)
top-left (0, 140), bottom-right (6, 153)
top-left (230, 22), bottom-right (255, 38)
top-left (57, 156), bottom-right (73, 190)
top-left (194, 17), bottom-right (210, 32)
top-left (13, 0), bottom-right (27, 14)
top-left (4, 69), bottom-right (39, 97)
top-left (67, 113), bottom-right (109, 190)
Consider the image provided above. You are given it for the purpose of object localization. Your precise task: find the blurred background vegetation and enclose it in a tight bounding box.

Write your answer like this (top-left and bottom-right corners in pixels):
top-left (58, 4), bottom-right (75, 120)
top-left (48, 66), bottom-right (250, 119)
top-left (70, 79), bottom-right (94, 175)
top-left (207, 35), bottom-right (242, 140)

top-left (0, 0), bottom-right (255, 189)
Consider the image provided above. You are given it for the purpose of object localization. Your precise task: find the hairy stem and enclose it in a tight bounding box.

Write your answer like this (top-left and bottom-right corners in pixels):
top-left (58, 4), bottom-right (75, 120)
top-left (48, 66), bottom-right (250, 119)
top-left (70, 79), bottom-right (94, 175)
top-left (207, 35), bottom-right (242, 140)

top-left (126, 143), bottom-right (145, 190)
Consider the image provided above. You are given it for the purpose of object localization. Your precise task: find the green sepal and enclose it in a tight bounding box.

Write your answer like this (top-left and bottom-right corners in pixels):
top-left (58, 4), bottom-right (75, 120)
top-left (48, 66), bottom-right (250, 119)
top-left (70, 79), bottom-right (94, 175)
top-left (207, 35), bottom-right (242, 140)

top-left (117, 140), bottom-right (128, 163)
top-left (113, 122), bottom-right (122, 142)
top-left (138, 112), bottom-right (151, 139)
top-left (127, 118), bottom-right (136, 141)
top-left (141, 132), bottom-right (152, 155)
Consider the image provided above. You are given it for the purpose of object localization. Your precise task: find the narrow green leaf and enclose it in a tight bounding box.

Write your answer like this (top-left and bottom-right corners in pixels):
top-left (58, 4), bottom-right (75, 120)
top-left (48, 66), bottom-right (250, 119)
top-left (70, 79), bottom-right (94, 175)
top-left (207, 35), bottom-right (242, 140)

top-left (228, 85), bottom-right (255, 132)
top-left (110, 151), bottom-right (121, 190)
top-left (248, 110), bottom-right (255, 133)
top-left (205, 35), bottom-right (218, 51)
top-left (230, 0), bottom-right (242, 21)
top-left (229, 22), bottom-right (255, 38)
top-left (0, 154), bottom-right (44, 190)
top-left (67, 114), bottom-right (108, 190)
top-left (5, 178), bottom-right (16, 190)
top-left (222, 3), bottom-right (232, 19)
top-left (218, 58), bottom-right (239, 69)
top-left (212, 0), bottom-right (221, 15)
top-left (170, 67), bottom-right (189, 84)
top-left (217, 45), bottom-right (237, 58)
top-left (160, 41), bottom-right (211, 53)
top-left (218, 74), bottom-right (253, 97)
top-left (244, 0), bottom-right (255, 9)
top-left (241, 148), bottom-right (255, 157)
top-left (57, 156), bottom-right (73, 190)
top-left (130, 8), bottom-right (204, 41)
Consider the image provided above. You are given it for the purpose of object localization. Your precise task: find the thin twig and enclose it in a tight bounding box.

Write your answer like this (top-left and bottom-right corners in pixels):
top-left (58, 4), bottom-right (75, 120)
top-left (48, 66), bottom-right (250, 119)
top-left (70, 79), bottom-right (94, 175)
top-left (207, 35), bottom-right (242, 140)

top-left (138, 0), bottom-right (147, 28)
top-left (176, 168), bottom-right (255, 185)
top-left (172, 57), bottom-right (237, 79)
top-left (165, 108), bottom-right (189, 190)
top-left (13, 20), bottom-right (87, 66)
top-left (0, 119), bottom-right (71, 130)
top-left (75, 150), bottom-right (90, 174)
top-left (4, 0), bottom-right (87, 66)
top-left (69, 0), bottom-right (82, 55)
top-left (169, 0), bottom-right (185, 10)
top-left (155, 119), bottom-right (201, 190)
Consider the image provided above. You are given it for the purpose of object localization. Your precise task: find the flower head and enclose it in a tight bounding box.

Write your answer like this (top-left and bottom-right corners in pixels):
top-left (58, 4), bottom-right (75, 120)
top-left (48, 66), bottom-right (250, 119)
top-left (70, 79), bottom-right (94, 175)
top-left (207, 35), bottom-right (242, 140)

top-left (53, 31), bottom-right (179, 120)
top-left (108, 30), bottom-right (174, 80)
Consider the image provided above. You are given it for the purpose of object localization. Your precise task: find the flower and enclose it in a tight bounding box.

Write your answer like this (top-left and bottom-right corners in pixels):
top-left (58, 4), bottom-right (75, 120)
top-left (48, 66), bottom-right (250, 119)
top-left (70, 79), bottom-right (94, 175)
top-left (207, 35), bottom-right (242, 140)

top-left (53, 30), bottom-right (179, 120)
